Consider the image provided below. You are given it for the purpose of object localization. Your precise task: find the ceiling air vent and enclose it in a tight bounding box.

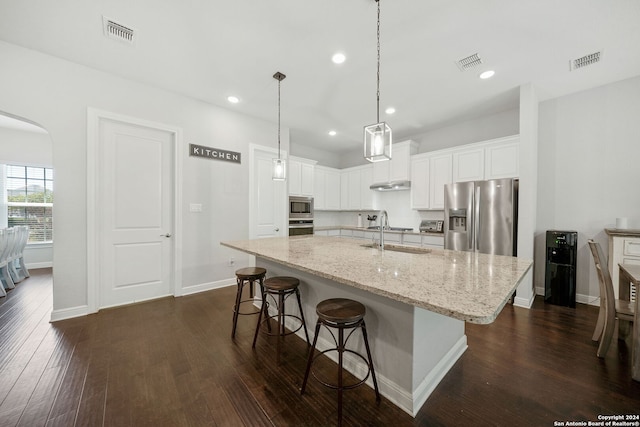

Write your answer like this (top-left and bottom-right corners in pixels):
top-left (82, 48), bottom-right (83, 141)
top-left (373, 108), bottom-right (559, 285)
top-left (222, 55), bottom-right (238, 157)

top-left (456, 53), bottom-right (483, 71)
top-left (102, 16), bottom-right (136, 45)
top-left (570, 51), bottom-right (602, 71)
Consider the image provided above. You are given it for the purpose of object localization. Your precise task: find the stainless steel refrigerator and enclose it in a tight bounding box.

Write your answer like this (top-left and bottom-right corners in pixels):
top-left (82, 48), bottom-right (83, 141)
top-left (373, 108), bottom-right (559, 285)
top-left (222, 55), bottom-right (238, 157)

top-left (444, 178), bottom-right (518, 256)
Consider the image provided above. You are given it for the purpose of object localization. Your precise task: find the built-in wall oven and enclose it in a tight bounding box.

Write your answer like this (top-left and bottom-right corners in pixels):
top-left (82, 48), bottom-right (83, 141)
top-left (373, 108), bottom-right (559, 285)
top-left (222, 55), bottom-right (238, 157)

top-left (289, 196), bottom-right (314, 236)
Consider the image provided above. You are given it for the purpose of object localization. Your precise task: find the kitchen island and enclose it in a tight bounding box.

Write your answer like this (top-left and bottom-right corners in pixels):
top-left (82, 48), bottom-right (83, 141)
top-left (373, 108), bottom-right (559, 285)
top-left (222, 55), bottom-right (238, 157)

top-left (221, 235), bottom-right (532, 416)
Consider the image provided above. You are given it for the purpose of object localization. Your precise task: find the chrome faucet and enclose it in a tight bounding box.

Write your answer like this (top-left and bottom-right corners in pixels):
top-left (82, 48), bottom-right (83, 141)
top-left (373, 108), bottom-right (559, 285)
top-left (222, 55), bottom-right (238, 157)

top-left (378, 210), bottom-right (389, 250)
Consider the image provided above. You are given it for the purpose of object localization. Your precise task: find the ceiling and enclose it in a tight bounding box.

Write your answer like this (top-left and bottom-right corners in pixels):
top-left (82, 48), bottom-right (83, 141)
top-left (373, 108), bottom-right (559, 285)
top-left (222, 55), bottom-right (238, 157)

top-left (1, 0), bottom-right (639, 154)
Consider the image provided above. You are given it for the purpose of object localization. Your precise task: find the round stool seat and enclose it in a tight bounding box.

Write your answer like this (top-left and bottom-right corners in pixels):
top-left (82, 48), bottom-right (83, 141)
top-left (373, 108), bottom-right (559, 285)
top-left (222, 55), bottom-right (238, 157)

top-left (264, 276), bottom-right (300, 291)
top-left (235, 267), bottom-right (266, 279)
top-left (316, 298), bottom-right (365, 324)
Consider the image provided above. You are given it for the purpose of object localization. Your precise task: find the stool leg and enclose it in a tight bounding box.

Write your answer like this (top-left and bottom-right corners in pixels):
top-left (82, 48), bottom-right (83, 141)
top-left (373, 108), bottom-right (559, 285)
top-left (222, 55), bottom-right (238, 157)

top-left (300, 320), bottom-right (322, 395)
top-left (252, 287), bottom-right (268, 348)
top-left (337, 326), bottom-right (344, 427)
top-left (231, 278), bottom-right (244, 339)
top-left (361, 320), bottom-right (381, 403)
top-left (248, 278), bottom-right (255, 299)
top-left (295, 288), bottom-right (310, 346)
top-left (258, 280), bottom-right (272, 333)
top-left (276, 291), bottom-right (285, 364)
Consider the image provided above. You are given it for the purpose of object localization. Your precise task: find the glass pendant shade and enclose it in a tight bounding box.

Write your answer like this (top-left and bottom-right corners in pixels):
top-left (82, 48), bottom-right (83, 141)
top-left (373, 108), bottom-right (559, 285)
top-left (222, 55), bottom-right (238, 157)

top-left (272, 158), bottom-right (286, 181)
top-left (364, 122), bottom-right (392, 162)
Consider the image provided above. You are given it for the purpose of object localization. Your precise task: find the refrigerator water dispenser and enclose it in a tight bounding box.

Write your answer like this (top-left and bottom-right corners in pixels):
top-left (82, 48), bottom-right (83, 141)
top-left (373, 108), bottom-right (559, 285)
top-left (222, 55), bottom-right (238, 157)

top-left (448, 209), bottom-right (467, 232)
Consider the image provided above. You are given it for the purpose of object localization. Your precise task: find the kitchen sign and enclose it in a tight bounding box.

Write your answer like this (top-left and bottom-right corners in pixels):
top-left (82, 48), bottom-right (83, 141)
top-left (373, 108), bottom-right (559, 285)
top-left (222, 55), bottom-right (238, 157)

top-left (189, 143), bottom-right (241, 164)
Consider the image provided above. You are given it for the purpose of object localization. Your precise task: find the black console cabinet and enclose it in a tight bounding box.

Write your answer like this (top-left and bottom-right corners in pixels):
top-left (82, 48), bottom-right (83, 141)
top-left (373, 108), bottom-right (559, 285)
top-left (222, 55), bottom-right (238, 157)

top-left (545, 230), bottom-right (578, 308)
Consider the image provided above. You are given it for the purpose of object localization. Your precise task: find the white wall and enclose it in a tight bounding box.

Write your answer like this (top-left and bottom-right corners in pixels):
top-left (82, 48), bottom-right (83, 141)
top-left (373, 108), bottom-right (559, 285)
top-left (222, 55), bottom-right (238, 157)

top-left (0, 40), bottom-right (288, 314)
top-left (537, 74), bottom-right (640, 301)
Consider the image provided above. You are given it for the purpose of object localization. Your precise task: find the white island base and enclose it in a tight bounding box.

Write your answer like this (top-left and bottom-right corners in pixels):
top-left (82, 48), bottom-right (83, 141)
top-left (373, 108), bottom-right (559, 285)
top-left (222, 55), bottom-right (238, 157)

top-left (258, 258), bottom-right (467, 417)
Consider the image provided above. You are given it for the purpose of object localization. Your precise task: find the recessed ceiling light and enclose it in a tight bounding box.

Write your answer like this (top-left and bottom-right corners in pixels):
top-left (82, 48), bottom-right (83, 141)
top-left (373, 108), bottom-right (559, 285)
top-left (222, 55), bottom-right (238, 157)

top-left (332, 52), bottom-right (346, 64)
top-left (328, 130), bottom-right (337, 136)
top-left (227, 96), bottom-right (239, 103)
top-left (479, 70), bottom-right (495, 80)
top-left (385, 107), bottom-right (396, 115)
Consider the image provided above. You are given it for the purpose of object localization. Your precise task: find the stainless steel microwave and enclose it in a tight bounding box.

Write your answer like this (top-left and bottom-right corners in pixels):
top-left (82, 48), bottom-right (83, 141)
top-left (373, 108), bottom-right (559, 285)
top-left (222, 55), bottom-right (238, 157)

top-left (289, 196), bottom-right (313, 219)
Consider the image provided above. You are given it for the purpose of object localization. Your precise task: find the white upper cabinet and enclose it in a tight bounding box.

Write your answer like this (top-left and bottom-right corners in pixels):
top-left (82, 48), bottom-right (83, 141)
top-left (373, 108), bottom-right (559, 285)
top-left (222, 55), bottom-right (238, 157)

top-left (429, 153), bottom-right (452, 210)
top-left (340, 164), bottom-right (373, 210)
top-left (484, 136), bottom-right (519, 179)
top-left (314, 165), bottom-right (341, 210)
top-left (410, 154), bottom-right (430, 209)
top-left (289, 156), bottom-right (316, 197)
top-left (372, 140), bottom-right (418, 183)
top-left (452, 147), bottom-right (484, 182)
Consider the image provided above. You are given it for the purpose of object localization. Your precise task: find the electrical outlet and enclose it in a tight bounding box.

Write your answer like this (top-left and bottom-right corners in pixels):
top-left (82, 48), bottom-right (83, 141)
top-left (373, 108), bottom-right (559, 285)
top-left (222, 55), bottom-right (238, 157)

top-left (227, 256), bottom-right (235, 266)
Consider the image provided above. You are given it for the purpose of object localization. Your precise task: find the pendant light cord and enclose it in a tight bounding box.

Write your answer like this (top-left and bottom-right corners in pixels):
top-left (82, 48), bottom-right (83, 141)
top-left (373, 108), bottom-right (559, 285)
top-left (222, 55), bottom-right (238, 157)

top-left (376, 0), bottom-right (381, 124)
top-left (278, 77), bottom-right (281, 158)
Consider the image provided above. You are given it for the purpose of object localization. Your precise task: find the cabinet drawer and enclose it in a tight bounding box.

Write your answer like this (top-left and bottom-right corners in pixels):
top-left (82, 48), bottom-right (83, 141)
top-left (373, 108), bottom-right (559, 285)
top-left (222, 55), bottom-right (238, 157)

top-left (402, 234), bottom-right (422, 246)
top-left (623, 239), bottom-right (640, 257)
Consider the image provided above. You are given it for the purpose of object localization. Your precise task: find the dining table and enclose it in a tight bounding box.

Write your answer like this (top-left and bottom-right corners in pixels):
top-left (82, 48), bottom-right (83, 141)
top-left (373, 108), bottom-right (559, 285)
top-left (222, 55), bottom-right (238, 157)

top-left (618, 263), bottom-right (640, 381)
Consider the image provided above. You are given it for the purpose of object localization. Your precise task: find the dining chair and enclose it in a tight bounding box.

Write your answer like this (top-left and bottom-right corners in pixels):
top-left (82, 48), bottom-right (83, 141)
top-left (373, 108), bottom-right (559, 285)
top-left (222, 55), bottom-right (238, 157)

top-left (588, 239), bottom-right (635, 357)
top-left (0, 228), bottom-right (15, 295)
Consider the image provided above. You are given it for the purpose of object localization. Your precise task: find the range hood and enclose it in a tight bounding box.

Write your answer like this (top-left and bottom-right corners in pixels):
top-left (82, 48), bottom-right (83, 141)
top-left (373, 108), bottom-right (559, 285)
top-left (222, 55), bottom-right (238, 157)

top-left (369, 180), bottom-right (411, 192)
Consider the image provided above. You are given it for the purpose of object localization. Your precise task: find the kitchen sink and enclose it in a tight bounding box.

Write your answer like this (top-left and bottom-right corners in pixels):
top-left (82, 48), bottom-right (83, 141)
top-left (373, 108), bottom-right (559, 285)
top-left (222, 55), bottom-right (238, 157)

top-left (360, 243), bottom-right (431, 254)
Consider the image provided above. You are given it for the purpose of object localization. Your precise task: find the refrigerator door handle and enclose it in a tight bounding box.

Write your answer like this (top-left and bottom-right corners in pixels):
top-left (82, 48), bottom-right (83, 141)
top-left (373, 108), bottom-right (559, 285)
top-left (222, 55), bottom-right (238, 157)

top-left (474, 185), bottom-right (480, 251)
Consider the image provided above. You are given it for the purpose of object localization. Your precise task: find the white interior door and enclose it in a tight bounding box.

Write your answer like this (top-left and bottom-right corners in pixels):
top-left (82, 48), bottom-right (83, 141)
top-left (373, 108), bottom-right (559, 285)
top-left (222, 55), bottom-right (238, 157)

top-left (98, 118), bottom-right (174, 308)
top-left (251, 146), bottom-right (286, 239)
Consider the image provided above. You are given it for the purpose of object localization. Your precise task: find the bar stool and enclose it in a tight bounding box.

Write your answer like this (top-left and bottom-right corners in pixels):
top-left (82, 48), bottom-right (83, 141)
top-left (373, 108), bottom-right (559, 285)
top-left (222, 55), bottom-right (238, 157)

top-left (300, 298), bottom-right (380, 426)
top-left (232, 267), bottom-right (267, 339)
top-left (252, 276), bottom-right (310, 363)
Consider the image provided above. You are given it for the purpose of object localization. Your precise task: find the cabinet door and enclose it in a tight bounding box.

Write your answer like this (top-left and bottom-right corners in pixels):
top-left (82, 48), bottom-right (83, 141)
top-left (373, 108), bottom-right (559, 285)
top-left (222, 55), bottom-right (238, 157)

top-left (314, 168), bottom-right (326, 209)
top-left (340, 172), bottom-right (349, 209)
top-left (348, 169), bottom-right (361, 210)
top-left (360, 165), bottom-right (374, 209)
top-left (429, 154), bottom-right (452, 210)
top-left (411, 156), bottom-right (430, 209)
top-left (485, 140), bottom-right (519, 179)
top-left (300, 162), bottom-right (315, 196)
top-left (453, 148), bottom-right (484, 182)
top-left (289, 160), bottom-right (302, 195)
top-left (325, 169), bottom-right (341, 210)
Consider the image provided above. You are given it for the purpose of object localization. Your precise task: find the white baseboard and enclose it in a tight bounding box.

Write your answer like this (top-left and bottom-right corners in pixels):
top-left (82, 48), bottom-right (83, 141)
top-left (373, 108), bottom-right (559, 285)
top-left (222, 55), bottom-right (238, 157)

top-left (25, 262), bottom-right (53, 269)
top-left (535, 286), bottom-right (600, 307)
top-left (513, 291), bottom-right (535, 308)
top-left (50, 304), bottom-right (91, 322)
top-left (180, 278), bottom-right (235, 296)
top-left (411, 335), bottom-right (467, 416)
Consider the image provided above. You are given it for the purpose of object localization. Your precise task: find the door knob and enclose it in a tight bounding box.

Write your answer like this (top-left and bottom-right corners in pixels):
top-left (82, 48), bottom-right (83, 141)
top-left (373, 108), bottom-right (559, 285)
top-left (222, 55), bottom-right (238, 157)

top-left (275, 228), bottom-right (279, 232)
top-left (161, 233), bottom-right (172, 238)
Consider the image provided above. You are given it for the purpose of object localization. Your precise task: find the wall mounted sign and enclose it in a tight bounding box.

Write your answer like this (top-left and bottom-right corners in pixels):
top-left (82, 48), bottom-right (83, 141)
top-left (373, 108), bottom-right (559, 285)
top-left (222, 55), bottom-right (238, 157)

top-left (189, 143), bottom-right (241, 164)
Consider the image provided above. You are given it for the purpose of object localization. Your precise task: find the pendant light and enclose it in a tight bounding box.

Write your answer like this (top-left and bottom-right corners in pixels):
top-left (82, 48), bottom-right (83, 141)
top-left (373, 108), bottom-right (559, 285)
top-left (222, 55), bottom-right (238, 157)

top-left (364, 0), bottom-right (392, 162)
top-left (272, 71), bottom-right (287, 181)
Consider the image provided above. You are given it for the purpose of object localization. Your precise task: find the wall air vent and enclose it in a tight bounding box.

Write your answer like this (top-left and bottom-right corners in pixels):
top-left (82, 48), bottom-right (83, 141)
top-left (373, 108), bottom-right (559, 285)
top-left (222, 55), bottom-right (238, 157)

top-left (456, 53), bottom-right (483, 71)
top-left (570, 51), bottom-right (602, 71)
top-left (102, 16), bottom-right (136, 45)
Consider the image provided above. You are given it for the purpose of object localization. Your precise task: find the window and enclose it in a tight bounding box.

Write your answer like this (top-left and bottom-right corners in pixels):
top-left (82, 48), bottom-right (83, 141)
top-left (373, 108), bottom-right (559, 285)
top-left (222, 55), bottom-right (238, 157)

top-left (6, 165), bottom-right (54, 243)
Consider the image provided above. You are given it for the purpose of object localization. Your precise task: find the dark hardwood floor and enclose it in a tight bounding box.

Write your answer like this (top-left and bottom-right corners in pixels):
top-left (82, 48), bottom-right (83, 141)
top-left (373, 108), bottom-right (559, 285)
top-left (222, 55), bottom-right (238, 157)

top-left (1, 269), bottom-right (639, 426)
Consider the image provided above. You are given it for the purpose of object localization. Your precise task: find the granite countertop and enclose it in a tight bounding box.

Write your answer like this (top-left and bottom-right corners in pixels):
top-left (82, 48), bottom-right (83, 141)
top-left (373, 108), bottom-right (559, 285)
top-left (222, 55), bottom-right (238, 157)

top-left (221, 235), bottom-right (532, 324)
top-left (314, 225), bottom-right (444, 237)
top-left (605, 228), bottom-right (640, 238)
